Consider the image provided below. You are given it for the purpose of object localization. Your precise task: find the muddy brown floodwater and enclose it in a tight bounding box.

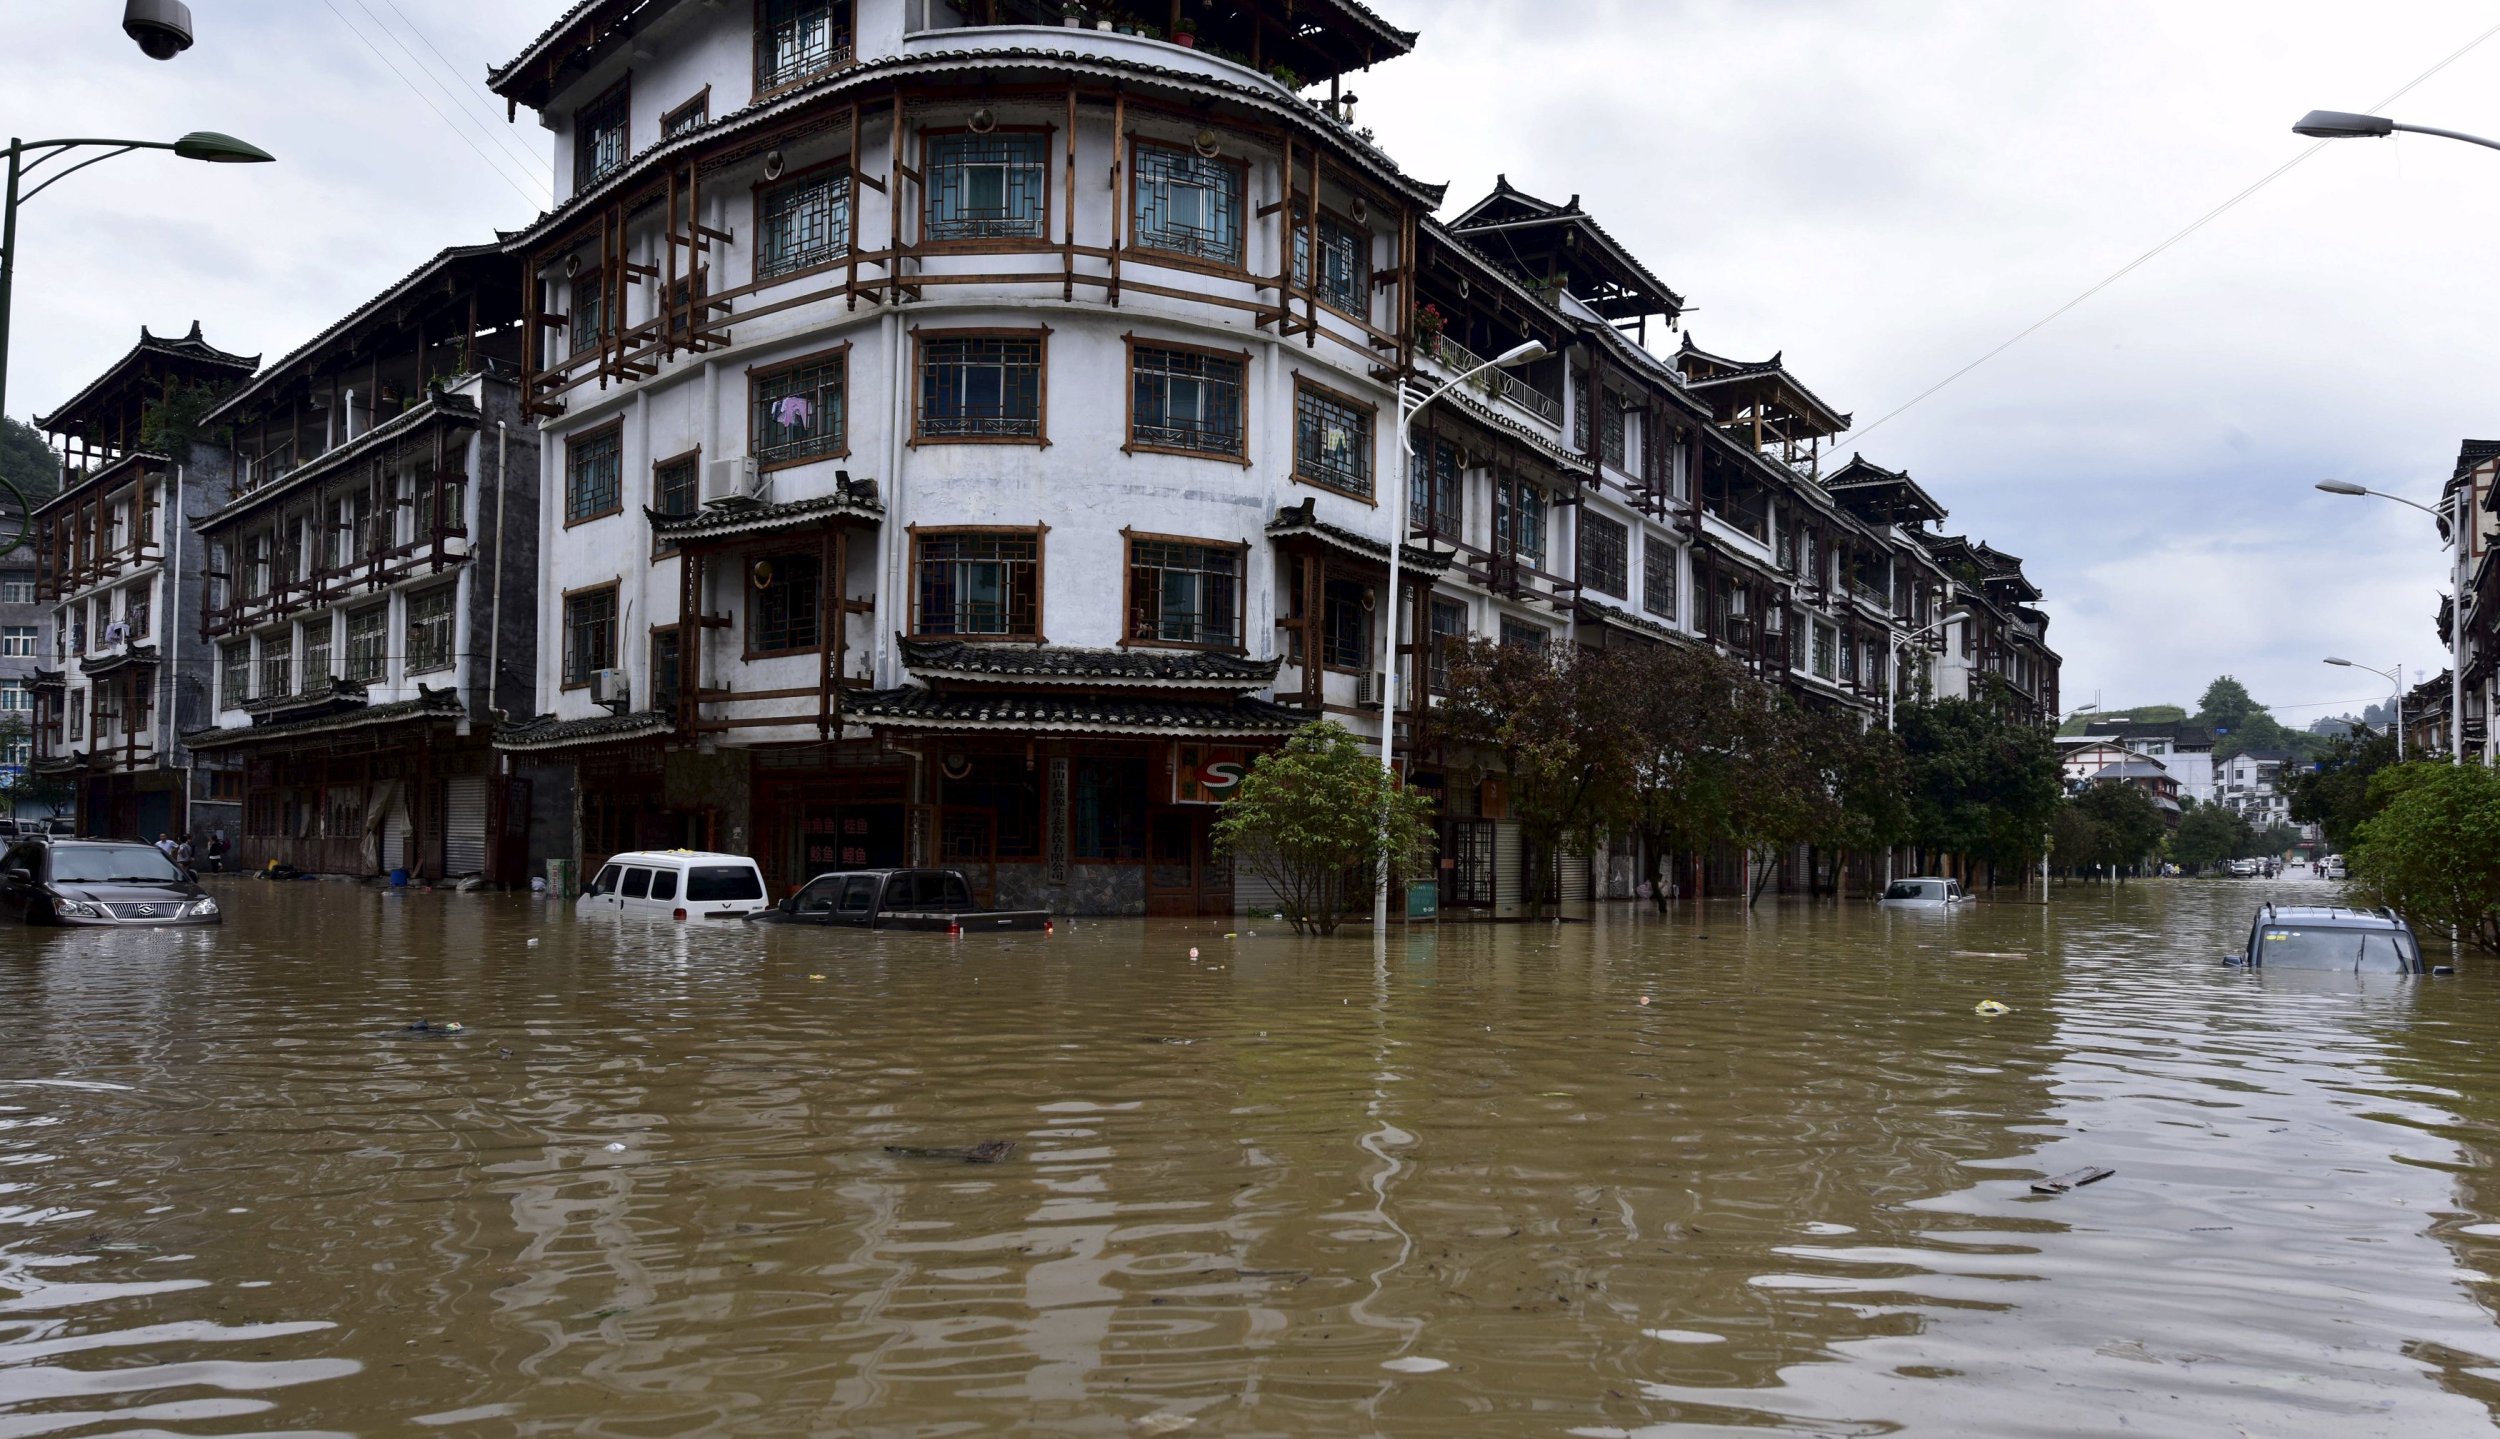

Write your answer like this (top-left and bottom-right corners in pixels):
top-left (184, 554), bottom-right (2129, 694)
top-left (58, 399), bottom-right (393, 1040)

top-left (6, 879), bottom-right (2500, 1436)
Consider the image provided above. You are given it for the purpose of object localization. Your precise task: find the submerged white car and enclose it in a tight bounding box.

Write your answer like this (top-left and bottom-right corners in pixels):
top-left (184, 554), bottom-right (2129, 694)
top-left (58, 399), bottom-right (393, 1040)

top-left (1879, 877), bottom-right (1969, 909)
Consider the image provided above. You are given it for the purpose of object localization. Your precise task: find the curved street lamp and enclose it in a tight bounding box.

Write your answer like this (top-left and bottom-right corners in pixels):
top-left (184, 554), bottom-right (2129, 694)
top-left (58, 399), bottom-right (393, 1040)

top-left (2324, 655), bottom-right (2405, 759)
top-left (2315, 479), bottom-right (2462, 760)
top-left (0, 131), bottom-right (273, 544)
top-left (2293, 109), bottom-right (2500, 153)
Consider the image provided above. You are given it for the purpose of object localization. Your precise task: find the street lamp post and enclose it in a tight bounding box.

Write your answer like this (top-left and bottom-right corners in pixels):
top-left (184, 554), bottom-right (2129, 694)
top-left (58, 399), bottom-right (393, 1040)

top-left (1373, 338), bottom-right (1550, 931)
top-left (2325, 656), bottom-right (2405, 759)
top-left (1, 131), bottom-right (273, 428)
top-left (2316, 479), bottom-right (2464, 761)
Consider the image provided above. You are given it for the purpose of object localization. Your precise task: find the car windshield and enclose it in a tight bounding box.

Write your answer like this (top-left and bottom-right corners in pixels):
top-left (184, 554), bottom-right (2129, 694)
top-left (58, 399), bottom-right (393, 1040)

top-left (1884, 881), bottom-right (1942, 901)
top-left (686, 865), bottom-right (763, 902)
top-left (51, 845), bottom-right (183, 884)
top-left (2259, 926), bottom-right (2414, 972)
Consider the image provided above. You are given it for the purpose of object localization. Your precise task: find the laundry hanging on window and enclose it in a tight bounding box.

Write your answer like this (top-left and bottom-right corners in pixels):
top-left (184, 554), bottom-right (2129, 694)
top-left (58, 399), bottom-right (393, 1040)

top-left (772, 395), bottom-right (813, 430)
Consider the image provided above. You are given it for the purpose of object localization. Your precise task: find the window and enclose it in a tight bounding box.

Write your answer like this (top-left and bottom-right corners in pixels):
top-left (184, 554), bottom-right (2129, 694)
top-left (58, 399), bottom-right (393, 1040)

top-left (1500, 615), bottom-right (1549, 650)
top-left (565, 587), bottom-right (620, 686)
top-left (1129, 344), bottom-right (1244, 459)
top-left (1813, 623), bottom-right (1836, 680)
top-left (1702, 465), bottom-right (1770, 543)
top-left (220, 640), bottom-right (249, 709)
top-left (1579, 513), bottom-right (1628, 598)
top-left (758, 169), bottom-right (850, 280)
top-left (573, 80), bottom-right (629, 191)
top-left (0, 579), bottom-right (32, 604)
top-left (752, 353), bottom-right (847, 466)
top-left (126, 586), bottom-right (151, 642)
top-left (1428, 597), bottom-right (1467, 693)
top-left (1127, 538), bottom-right (1240, 648)
top-left (0, 626), bottom-right (33, 658)
top-left (1132, 142), bottom-right (1244, 265)
top-left (923, 131), bottom-right (1049, 242)
top-left (1321, 576), bottom-right (1370, 670)
top-left (406, 585), bottom-right (456, 675)
top-left (749, 551), bottom-right (822, 654)
top-left (302, 622), bottom-right (332, 693)
top-left (1073, 756), bottom-right (1148, 861)
top-left (2, 737), bottom-right (27, 766)
top-left (653, 451), bottom-right (699, 555)
top-left (1840, 634), bottom-right (1859, 684)
top-left (651, 629), bottom-right (681, 715)
top-left (917, 333), bottom-right (1044, 441)
top-left (1576, 378), bottom-right (1626, 469)
top-left (1292, 213), bottom-right (1371, 314)
top-left (1643, 535), bottom-right (1678, 620)
top-left (0, 681), bottom-right (28, 714)
top-left (757, 0), bottom-right (852, 91)
top-left (914, 530), bottom-right (1041, 639)
top-left (1408, 436), bottom-right (1463, 536)
top-left (258, 632), bottom-right (292, 700)
top-left (334, 490), bottom-right (371, 570)
top-left (661, 89), bottom-right (709, 138)
top-left (566, 426), bottom-right (623, 525)
top-left (569, 270), bottom-right (605, 355)
top-left (345, 605), bottom-right (387, 683)
top-left (66, 690), bottom-right (83, 742)
top-left (1293, 381), bottom-right (1373, 499)
top-left (1494, 480), bottom-right (1547, 565)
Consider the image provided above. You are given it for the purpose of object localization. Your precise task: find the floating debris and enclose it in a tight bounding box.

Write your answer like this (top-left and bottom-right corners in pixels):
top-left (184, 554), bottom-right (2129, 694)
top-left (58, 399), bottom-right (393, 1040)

top-left (2030, 1166), bottom-right (2114, 1195)
top-left (1973, 1000), bottom-right (2013, 1017)
top-left (884, 1140), bottom-right (1017, 1164)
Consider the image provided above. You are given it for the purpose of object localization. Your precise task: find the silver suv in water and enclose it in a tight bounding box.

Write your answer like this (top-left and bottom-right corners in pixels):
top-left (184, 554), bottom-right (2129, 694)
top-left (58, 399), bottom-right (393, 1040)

top-left (2229, 904), bottom-right (2424, 973)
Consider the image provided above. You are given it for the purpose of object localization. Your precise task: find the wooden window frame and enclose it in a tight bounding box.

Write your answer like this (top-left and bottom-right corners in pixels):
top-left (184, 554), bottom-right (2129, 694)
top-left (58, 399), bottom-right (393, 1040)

top-left (1290, 202), bottom-right (1377, 326)
top-left (1319, 570), bottom-right (1376, 674)
top-left (1127, 136), bottom-right (1251, 278)
top-left (907, 524), bottom-right (1047, 643)
top-left (1578, 510), bottom-right (1630, 599)
top-left (403, 581), bottom-right (459, 676)
top-left (1290, 375), bottom-right (1378, 504)
top-left (564, 420), bottom-right (627, 528)
top-left (650, 446), bottom-right (702, 558)
top-left (917, 125), bottom-right (1055, 253)
top-left (746, 342), bottom-right (852, 472)
top-left (910, 326), bottom-right (1050, 448)
top-left (1122, 334), bottom-right (1251, 466)
top-left (752, 0), bottom-right (856, 99)
top-left (573, 76), bottom-right (632, 193)
top-left (660, 86), bottom-right (711, 138)
top-left (561, 580), bottom-right (622, 691)
top-left (750, 158), bottom-right (855, 287)
top-left (742, 548), bottom-right (826, 660)
top-left (1119, 528), bottom-right (1247, 653)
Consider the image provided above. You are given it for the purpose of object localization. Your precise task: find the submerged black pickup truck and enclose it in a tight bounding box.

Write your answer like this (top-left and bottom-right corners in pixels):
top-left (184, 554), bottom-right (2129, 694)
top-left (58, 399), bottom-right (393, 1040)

top-left (747, 868), bottom-right (1051, 933)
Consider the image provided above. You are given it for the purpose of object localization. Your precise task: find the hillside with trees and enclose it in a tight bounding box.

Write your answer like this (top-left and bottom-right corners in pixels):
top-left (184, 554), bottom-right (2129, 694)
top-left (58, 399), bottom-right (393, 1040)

top-left (2059, 676), bottom-right (2325, 760)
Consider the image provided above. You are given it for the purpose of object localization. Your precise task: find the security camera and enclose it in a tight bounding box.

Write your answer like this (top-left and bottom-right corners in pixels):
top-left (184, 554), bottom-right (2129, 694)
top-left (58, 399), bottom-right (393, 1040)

top-left (123, 0), bottom-right (195, 60)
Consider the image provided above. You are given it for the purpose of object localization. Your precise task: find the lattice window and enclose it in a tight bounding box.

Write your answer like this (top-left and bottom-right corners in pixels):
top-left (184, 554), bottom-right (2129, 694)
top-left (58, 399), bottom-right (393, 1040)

top-left (1578, 513), bottom-right (1628, 598)
top-left (749, 552), bottom-right (822, 654)
top-left (1133, 143), bottom-right (1244, 265)
top-left (573, 80), bottom-right (629, 191)
top-left (758, 0), bottom-right (852, 90)
top-left (1128, 540), bottom-right (1239, 648)
top-left (753, 358), bottom-right (847, 465)
top-left (1321, 577), bottom-right (1370, 669)
top-left (406, 585), bottom-right (456, 675)
top-left (258, 632), bottom-right (292, 700)
top-left (302, 625), bottom-right (332, 693)
top-left (1429, 597), bottom-right (1467, 693)
top-left (220, 641), bottom-right (249, 709)
top-left (1293, 383), bottom-right (1373, 499)
top-left (919, 335), bottom-right (1042, 440)
top-left (1494, 480), bottom-right (1547, 566)
top-left (569, 270), bottom-right (605, 355)
top-left (924, 132), bottom-right (1049, 241)
top-left (1130, 346), bottom-right (1243, 458)
top-left (759, 170), bottom-right (850, 279)
top-left (1643, 534), bottom-right (1678, 620)
top-left (567, 428), bottom-right (623, 523)
top-left (914, 530), bottom-right (1040, 639)
top-left (345, 605), bottom-right (387, 683)
top-left (564, 588), bottom-right (618, 685)
top-left (1292, 214), bottom-right (1371, 313)
top-left (1408, 436), bottom-right (1463, 536)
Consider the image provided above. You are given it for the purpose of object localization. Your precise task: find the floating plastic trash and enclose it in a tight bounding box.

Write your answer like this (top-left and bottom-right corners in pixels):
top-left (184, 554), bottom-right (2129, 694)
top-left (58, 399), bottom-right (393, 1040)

top-left (1973, 1000), bottom-right (2013, 1017)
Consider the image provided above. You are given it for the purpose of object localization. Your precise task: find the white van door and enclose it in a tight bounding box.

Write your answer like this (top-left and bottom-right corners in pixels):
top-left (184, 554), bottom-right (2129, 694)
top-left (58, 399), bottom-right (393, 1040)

top-left (579, 862), bottom-right (625, 914)
top-left (618, 865), bottom-right (658, 913)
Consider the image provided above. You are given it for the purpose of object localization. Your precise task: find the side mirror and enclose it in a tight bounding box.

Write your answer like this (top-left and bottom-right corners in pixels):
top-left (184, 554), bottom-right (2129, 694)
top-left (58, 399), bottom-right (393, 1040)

top-left (2222, 953), bottom-right (2244, 966)
top-left (2433, 965), bottom-right (2456, 977)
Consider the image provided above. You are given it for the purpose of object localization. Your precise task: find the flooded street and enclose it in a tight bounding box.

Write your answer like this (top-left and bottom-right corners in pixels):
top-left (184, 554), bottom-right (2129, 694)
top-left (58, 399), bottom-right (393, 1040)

top-left (6, 880), bottom-right (2500, 1436)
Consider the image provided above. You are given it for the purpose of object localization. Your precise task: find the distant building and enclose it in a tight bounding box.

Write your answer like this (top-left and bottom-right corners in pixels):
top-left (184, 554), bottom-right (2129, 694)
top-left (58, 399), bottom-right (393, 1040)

top-left (0, 488), bottom-right (44, 824)
top-left (2076, 719), bottom-right (2215, 803)
top-left (2215, 749), bottom-right (2294, 831)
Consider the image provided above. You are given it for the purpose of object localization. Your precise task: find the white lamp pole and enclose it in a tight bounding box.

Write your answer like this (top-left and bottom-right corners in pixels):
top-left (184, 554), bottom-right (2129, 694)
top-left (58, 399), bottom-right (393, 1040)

top-left (1374, 339), bottom-right (1551, 931)
top-left (2316, 479), bottom-right (2460, 760)
top-left (2324, 655), bottom-right (2405, 760)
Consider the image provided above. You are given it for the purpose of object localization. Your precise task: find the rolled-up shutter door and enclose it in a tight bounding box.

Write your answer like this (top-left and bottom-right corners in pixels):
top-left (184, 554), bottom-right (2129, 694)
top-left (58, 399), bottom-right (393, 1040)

top-left (1560, 849), bottom-right (1593, 904)
top-left (1494, 821), bottom-right (1523, 917)
top-left (380, 793), bottom-right (408, 872)
top-left (445, 775), bottom-right (488, 875)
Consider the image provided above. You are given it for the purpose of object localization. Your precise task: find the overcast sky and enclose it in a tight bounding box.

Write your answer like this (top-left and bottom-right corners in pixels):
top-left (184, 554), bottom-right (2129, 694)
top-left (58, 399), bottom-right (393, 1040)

top-left (6, 0), bottom-right (2496, 724)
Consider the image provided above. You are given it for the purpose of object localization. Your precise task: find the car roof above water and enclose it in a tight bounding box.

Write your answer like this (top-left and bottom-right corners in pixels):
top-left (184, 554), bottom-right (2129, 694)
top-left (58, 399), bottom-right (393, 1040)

top-left (603, 850), bottom-right (756, 866)
top-left (2259, 905), bottom-right (2407, 930)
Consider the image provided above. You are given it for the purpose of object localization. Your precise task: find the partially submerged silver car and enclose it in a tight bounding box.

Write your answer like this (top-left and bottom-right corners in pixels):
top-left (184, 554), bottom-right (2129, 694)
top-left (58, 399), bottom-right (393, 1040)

top-left (1880, 877), bottom-right (1969, 909)
top-left (2227, 904), bottom-right (2434, 974)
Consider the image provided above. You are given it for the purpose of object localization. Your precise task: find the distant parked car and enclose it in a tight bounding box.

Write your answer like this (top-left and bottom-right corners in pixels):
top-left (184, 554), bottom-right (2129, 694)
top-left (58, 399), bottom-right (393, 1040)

top-left (750, 869), bottom-right (1051, 932)
top-left (576, 850), bottom-right (770, 921)
top-left (0, 838), bottom-right (220, 927)
top-left (2227, 859), bottom-right (2260, 877)
top-left (1879, 877), bottom-right (1969, 909)
top-left (2227, 904), bottom-right (2432, 973)
top-left (2320, 855), bottom-right (2348, 880)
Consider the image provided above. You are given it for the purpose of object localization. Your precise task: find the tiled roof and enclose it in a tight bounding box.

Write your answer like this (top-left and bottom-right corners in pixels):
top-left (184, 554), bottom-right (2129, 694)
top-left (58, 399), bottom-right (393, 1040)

top-left (1675, 334), bottom-right (1853, 433)
top-left (1266, 499), bottom-right (1454, 573)
top-left (646, 487), bottom-right (883, 543)
top-left (203, 244), bottom-right (505, 426)
top-left (1575, 599), bottom-right (1683, 644)
top-left (494, 709), bottom-right (673, 752)
top-left (2455, 439), bottom-right (2500, 481)
top-left (184, 691), bottom-right (466, 751)
top-left (1824, 453), bottom-right (1948, 526)
top-left (1445, 176), bottom-right (1684, 319)
top-left (35, 322), bottom-right (257, 435)
top-left (76, 645), bottom-right (161, 681)
top-left (846, 687), bottom-right (1308, 739)
top-left (207, 393), bottom-right (481, 527)
top-left (900, 638), bottom-right (1280, 690)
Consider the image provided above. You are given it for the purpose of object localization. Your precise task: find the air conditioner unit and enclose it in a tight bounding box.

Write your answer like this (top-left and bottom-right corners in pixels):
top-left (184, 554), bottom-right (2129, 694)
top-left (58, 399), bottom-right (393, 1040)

top-left (1354, 672), bottom-right (1383, 709)
top-left (703, 455), bottom-right (770, 507)
top-left (590, 668), bottom-right (629, 712)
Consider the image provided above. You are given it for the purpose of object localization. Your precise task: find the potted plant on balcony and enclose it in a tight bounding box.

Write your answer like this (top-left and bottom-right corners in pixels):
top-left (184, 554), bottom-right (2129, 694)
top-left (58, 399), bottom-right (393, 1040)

top-left (1412, 302), bottom-right (1446, 355)
top-left (1061, 1), bottom-right (1084, 26)
top-left (1172, 15), bottom-right (1197, 46)
top-left (1270, 63), bottom-right (1301, 89)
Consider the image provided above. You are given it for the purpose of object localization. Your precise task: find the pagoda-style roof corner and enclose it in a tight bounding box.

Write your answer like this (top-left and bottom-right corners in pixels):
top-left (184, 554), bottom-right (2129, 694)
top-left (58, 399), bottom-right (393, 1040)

top-left (1446, 179), bottom-right (1683, 322)
top-left (36, 323), bottom-right (259, 445)
top-left (1675, 335), bottom-right (1851, 442)
top-left (1824, 453), bottom-right (1947, 528)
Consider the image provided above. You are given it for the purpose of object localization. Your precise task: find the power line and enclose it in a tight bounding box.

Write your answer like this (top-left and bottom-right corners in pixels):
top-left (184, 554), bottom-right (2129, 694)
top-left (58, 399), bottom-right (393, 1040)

top-left (320, 0), bottom-right (551, 211)
top-left (1851, 14), bottom-right (2500, 443)
top-left (356, 0), bottom-right (551, 187)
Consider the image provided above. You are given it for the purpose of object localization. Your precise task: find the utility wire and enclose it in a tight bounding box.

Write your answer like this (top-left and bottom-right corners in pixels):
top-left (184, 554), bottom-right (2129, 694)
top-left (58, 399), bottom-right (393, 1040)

top-left (358, 0), bottom-right (552, 186)
top-left (1850, 15), bottom-right (2500, 443)
top-left (321, 0), bottom-right (551, 211)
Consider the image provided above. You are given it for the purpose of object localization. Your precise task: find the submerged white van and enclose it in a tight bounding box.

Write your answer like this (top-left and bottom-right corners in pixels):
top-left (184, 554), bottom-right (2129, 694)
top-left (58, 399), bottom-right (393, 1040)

top-left (576, 850), bottom-right (769, 921)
